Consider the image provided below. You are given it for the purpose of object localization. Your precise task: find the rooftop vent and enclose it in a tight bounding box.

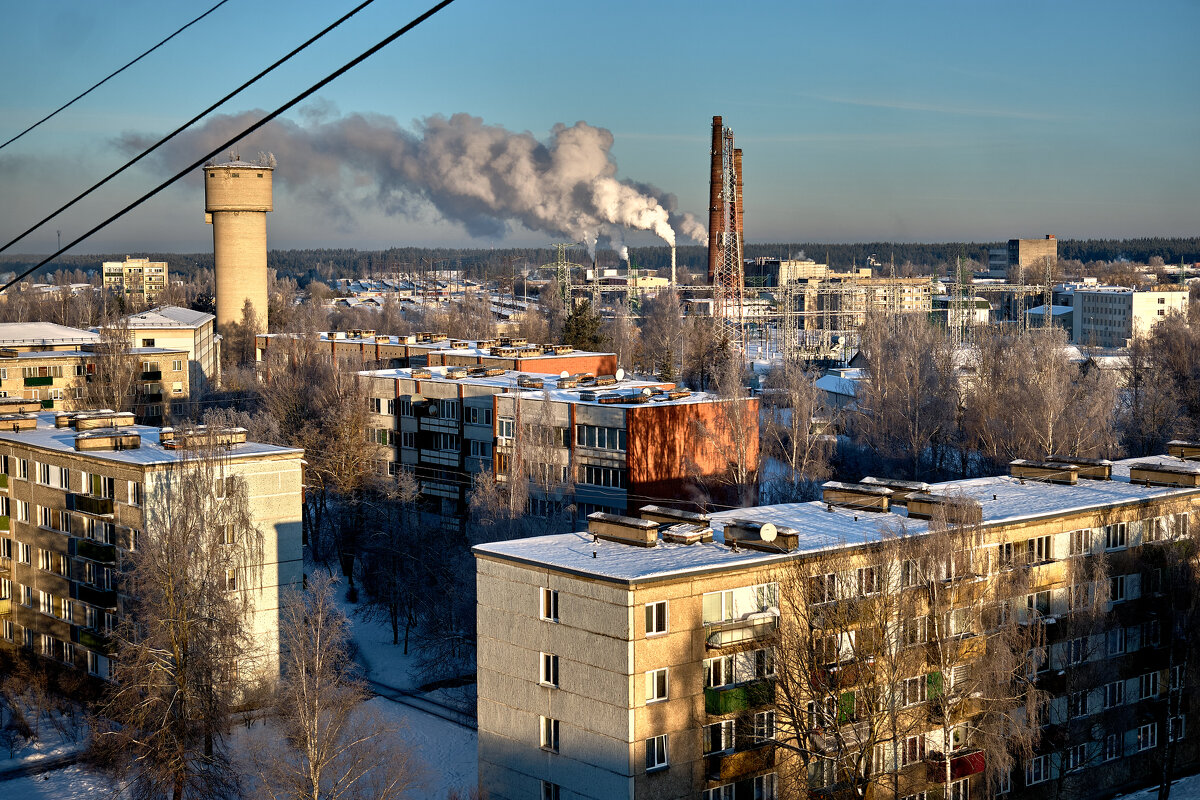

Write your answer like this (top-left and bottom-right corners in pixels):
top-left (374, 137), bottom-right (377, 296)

top-left (476, 339), bottom-right (499, 349)
top-left (906, 493), bottom-right (984, 524)
top-left (821, 481), bottom-right (893, 512)
top-left (1167, 441), bottom-right (1200, 461)
top-left (490, 346), bottom-right (520, 357)
top-left (75, 429), bottom-right (141, 452)
top-left (723, 518), bottom-right (800, 552)
top-left (546, 344), bottom-right (573, 355)
top-left (594, 375), bottom-right (618, 387)
top-left (499, 337), bottom-right (527, 347)
top-left (1009, 459), bottom-right (1079, 485)
top-left (410, 368), bottom-right (433, 380)
top-left (639, 505), bottom-right (710, 528)
top-left (516, 375), bottom-right (543, 389)
top-left (0, 398), bottom-right (43, 415)
top-left (557, 376), bottom-right (580, 389)
top-left (72, 410), bottom-right (136, 431)
top-left (375, 335), bottom-right (392, 344)
top-left (660, 523), bottom-right (713, 545)
top-left (159, 425), bottom-right (248, 450)
top-left (587, 512), bottom-right (659, 547)
top-left (859, 476), bottom-right (930, 504)
top-left (1128, 462), bottom-right (1200, 488)
top-left (1042, 454), bottom-right (1113, 480)
top-left (444, 367), bottom-right (468, 380)
top-left (467, 367), bottom-right (505, 378)
top-left (450, 340), bottom-right (470, 350)
top-left (574, 373), bottom-right (597, 386)
top-left (428, 333), bottom-right (448, 343)
top-left (0, 413), bottom-right (38, 432)
top-left (347, 329), bottom-right (376, 339)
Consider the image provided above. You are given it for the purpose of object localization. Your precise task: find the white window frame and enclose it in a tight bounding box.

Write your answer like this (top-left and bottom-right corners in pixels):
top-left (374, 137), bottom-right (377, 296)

top-left (1138, 722), bottom-right (1158, 752)
top-left (645, 734), bottom-right (668, 771)
top-left (540, 652), bottom-right (559, 688)
top-left (645, 668), bottom-right (668, 703)
top-left (645, 600), bottom-right (668, 636)
top-left (539, 716), bottom-right (560, 752)
top-left (540, 587), bottom-right (559, 622)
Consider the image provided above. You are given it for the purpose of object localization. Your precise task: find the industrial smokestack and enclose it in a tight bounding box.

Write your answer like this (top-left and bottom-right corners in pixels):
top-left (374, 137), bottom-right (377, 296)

top-left (671, 245), bottom-right (677, 286)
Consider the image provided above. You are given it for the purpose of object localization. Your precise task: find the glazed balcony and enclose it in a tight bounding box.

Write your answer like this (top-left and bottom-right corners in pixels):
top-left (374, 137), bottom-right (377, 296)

top-left (75, 627), bottom-right (112, 654)
top-left (705, 612), bottom-right (779, 649)
top-left (705, 679), bottom-right (775, 715)
top-left (24, 375), bottom-right (53, 387)
top-left (73, 537), bottom-right (117, 564)
top-left (67, 493), bottom-right (114, 516)
top-left (75, 584), bottom-right (117, 610)
top-left (141, 370), bottom-right (162, 381)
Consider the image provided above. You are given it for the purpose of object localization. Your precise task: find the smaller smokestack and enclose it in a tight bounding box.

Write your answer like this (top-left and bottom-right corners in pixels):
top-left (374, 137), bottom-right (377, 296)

top-left (671, 246), bottom-right (677, 286)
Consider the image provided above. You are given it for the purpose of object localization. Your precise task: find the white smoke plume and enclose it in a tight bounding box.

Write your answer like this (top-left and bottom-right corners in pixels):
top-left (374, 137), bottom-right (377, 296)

top-left (619, 245), bottom-right (629, 264)
top-left (120, 110), bottom-right (707, 247)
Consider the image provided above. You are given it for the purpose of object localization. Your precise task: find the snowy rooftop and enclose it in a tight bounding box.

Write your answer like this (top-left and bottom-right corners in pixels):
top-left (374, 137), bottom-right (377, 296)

top-left (123, 305), bottom-right (213, 329)
top-left (0, 413), bottom-right (301, 467)
top-left (476, 455), bottom-right (1200, 584)
top-left (358, 365), bottom-right (718, 407)
top-left (0, 323), bottom-right (99, 348)
top-left (261, 331), bottom-right (613, 360)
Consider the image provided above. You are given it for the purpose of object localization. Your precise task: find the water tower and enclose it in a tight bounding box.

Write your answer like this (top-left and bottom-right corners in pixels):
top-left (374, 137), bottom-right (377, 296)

top-left (204, 158), bottom-right (273, 334)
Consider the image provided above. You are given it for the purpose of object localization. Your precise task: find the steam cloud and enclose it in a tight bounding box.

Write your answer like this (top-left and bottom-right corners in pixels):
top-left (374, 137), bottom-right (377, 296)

top-left (119, 111), bottom-right (706, 249)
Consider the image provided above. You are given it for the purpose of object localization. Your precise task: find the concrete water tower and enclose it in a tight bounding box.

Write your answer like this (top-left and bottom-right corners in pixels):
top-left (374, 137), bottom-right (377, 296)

top-left (204, 158), bottom-right (273, 334)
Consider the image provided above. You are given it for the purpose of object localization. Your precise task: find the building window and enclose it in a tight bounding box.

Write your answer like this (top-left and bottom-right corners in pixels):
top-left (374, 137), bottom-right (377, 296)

top-left (539, 716), bottom-right (559, 752)
top-left (1025, 591), bottom-right (1050, 616)
top-left (224, 569), bottom-right (237, 591)
top-left (540, 653), bottom-right (559, 688)
top-left (142, 339), bottom-right (155, 348)
top-left (1064, 743), bottom-right (1087, 772)
top-left (1140, 672), bottom-right (1160, 700)
top-left (1067, 637), bottom-right (1086, 665)
top-left (1105, 523), bottom-right (1127, 551)
top-left (753, 710), bottom-right (776, 742)
top-left (540, 781), bottom-right (560, 800)
top-left (540, 588), bottom-right (559, 622)
top-left (469, 439), bottom-right (492, 458)
top-left (645, 668), bottom-right (668, 703)
top-left (497, 416), bottom-right (514, 439)
top-left (902, 675), bottom-right (927, 707)
top-left (645, 601), bottom-right (667, 636)
top-left (645, 734), bottom-right (668, 771)
top-left (704, 720), bottom-right (734, 754)
top-left (857, 566), bottom-right (880, 596)
top-left (1169, 716), bottom-right (1186, 743)
top-left (401, 431), bottom-right (416, 449)
top-left (1138, 723), bottom-right (1158, 752)
top-left (575, 424), bottom-right (627, 452)
top-left (1172, 665), bottom-right (1186, 691)
top-left (1109, 575), bottom-right (1127, 605)
top-left (1103, 681), bottom-right (1124, 709)
top-left (172, 360), bottom-right (183, 372)
top-left (1068, 690), bottom-right (1090, 719)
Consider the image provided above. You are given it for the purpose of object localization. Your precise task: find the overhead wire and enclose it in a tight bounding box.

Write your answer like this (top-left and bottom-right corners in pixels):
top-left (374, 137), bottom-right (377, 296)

top-left (0, 0), bottom-right (381, 257)
top-left (0, 0), bottom-right (234, 151)
top-left (0, 0), bottom-right (457, 295)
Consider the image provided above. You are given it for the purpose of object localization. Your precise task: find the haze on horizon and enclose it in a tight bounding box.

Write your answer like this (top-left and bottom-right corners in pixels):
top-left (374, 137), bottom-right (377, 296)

top-left (0, 0), bottom-right (1196, 256)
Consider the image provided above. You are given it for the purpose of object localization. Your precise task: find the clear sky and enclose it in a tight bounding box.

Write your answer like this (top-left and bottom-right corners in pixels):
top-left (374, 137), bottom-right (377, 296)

top-left (1, 0), bottom-right (1197, 255)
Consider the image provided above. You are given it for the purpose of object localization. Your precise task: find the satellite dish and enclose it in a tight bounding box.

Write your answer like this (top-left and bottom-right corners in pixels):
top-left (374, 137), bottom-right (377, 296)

top-left (759, 523), bottom-right (778, 543)
top-left (616, 368), bottom-right (625, 381)
top-left (560, 370), bottom-right (570, 379)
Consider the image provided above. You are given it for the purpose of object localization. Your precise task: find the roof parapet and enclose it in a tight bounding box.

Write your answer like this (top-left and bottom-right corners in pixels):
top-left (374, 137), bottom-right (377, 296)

top-left (822, 480), bottom-right (893, 512)
top-left (1167, 441), bottom-right (1200, 461)
top-left (1009, 459), bottom-right (1079, 485)
top-left (1041, 454), bottom-right (1112, 480)
top-left (1128, 462), bottom-right (1200, 488)
top-left (587, 512), bottom-right (658, 547)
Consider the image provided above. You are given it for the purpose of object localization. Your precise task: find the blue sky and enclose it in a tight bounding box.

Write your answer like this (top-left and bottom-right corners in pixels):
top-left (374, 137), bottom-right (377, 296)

top-left (1, 0), bottom-right (1197, 254)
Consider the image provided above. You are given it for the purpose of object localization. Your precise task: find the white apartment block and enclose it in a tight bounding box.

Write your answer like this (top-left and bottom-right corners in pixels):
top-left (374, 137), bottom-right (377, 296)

top-left (1071, 287), bottom-right (1188, 348)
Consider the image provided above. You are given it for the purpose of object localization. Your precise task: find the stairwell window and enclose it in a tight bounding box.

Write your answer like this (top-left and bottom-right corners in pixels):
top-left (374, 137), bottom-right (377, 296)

top-left (645, 734), bottom-right (668, 771)
top-left (1138, 723), bottom-right (1158, 751)
top-left (645, 668), bottom-right (668, 703)
top-left (539, 716), bottom-right (559, 752)
top-left (1104, 522), bottom-right (1127, 551)
top-left (540, 782), bottom-right (560, 800)
top-left (540, 587), bottom-right (558, 622)
top-left (539, 653), bottom-right (559, 688)
top-left (645, 601), bottom-right (668, 636)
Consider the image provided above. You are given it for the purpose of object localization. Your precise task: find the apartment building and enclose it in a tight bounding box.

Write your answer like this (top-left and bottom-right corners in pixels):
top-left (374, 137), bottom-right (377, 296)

top-left (360, 365), bottom-right (757, 522)
top-left (102, 256), bottom-right (169, 304)
top-left (476, 453), bottom-right (1200, 800)
top-left (0, 404), bottom-right (303, 682)
top-left (257, 331), bottom-right (617, 379)
top-left (0, 322), bottom-right (190, 422)
top-left (1071, 287), bottom-right (1189, 348)
top-left (798, 274), bottom-right (935, 332)
top-left (123, 305), bottom-right (220, 393)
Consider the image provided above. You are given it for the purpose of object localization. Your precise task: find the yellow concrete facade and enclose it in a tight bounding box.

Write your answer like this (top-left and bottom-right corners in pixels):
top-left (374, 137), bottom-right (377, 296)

top-left (205, 163), bottom-right (272, 335)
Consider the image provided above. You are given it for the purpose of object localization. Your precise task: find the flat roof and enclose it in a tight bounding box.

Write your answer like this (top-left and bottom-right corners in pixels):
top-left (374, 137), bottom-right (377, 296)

top-left (123, 305), bottom-right (214, 329)
top-left (0, 412), bottom-right (301, 467)
top-left (260, 331), bottom-right (613, 360)
top-left (475, 456), bottom-right (1200, 584)
top-left (357, 365), bottom-right (719, 407)
top-left (0, 323), bottom-right (99, 347)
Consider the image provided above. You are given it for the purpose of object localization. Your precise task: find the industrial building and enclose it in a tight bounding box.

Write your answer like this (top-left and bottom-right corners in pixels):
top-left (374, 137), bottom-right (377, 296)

top-left (987, 236), bottom-right (1058, 280)
top-left (0, 405), bottom-right (303, 682)
top-left (204, 157), bottom-right (273, 335)
top-left (1070, 286), bottom-right (1189, 349)
top-left (101, 257), bottom-right (169, 305)
top-left (359, 364), bottom-right (757, 523)
top-left (476, 452), bottom-right (1200, 800)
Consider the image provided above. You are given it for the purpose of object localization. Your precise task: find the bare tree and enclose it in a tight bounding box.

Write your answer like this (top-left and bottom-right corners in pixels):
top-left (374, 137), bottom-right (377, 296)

top-left (91, 433), bottom-right (265, 800)
top-left (77, 316), bottom-right (139, 413)
top-left (760, 364), bottom-right (835, 503)
top-left (253, 572), bottom-right (418, 800)
top-left (690, 354), bottom-right (760, 509)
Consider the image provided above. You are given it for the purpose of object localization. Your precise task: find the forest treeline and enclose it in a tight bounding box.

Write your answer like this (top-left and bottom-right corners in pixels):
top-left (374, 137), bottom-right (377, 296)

top-left (4, 236), bottom-right (1198, 287)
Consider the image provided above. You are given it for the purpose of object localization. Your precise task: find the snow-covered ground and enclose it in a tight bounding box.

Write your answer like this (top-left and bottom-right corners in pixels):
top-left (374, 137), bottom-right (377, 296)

top-left (1119, 774), bottom-right (1200, 800)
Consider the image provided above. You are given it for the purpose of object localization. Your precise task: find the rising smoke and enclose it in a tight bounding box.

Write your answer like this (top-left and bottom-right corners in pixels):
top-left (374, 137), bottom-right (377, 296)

top-left (119, 110), bottom-right (706, 251)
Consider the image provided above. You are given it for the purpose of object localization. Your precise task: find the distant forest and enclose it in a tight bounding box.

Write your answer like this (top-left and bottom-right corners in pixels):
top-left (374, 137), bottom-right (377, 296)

top-left (4, 236), bottom-right (1198, 287)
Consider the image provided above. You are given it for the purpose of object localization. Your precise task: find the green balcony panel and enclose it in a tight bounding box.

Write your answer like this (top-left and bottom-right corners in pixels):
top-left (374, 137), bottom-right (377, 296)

top-left (77, 628), bottom-right (112, 654)
top-left (141, 370), bottom-right (162, 380)
top-left (41, 399), bottom-right (54, 409)
top-left (68, 493), bottom-right (114, 516)
top-left (76, 585), bottom-right (117, 609)
top-left (0, 473), bottom-right (8, 490)
top-left (0, 515), bottom-right (9, 532)
top-left (24, 375), bottom-right (53, 387)
top-left (705, 680), bottom-right (776, 715)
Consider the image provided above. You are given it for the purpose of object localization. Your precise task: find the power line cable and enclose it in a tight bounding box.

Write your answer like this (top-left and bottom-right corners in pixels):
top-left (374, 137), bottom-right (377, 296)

top-left (0, 0), bottom-right (234, 151)
top-left (0, 0), bottom-right (456, 295)
top-left (0, 0), bottom-right (380, 256)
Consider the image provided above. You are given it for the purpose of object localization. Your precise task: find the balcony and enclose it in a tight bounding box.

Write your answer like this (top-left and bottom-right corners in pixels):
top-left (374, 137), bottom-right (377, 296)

top-left (705, 744), bottom-right (775, 782)
top-left (41, 399), bottom-right (54, 409)
top-left (141, 370), bottom-right (162, 380)
top-left (23, 375), bottom-right (53, 387)
top-left (705, 612), bottom-right (780, 649)
top-left (0, 597), bottom-right (9, 616)
top-left (0, 514), bottom-right (8, 532)
top-left (75, 584), bottom-right (117, 610)
top-left (0, 473), bottom-right (7, 491)
top-left (140, 393), bottom-right (164, 403)
top-left (67, 493), bottom-right (114, 516)
top-left (75, 627), bottom-right (111, 654)
top-left (705, 679), bottom-right (775, 715)
top-left (74, 538), bottom-right (117, 564)
top-left (926, 750), bottom-right (985, 783)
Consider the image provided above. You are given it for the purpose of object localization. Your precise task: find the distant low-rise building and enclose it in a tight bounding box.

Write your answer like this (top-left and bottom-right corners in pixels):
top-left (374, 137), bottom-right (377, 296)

top-left (987, 235), bottom-right (1057, 279)
top-left (122, 306), bottom-right (220, 393)
top-left (102, 257), bottom-right (169, 304)
top-left (1071, 287), bottom-right (1189, 348)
